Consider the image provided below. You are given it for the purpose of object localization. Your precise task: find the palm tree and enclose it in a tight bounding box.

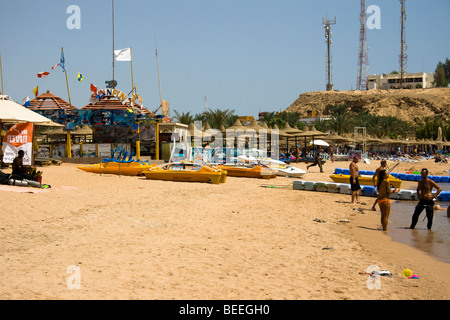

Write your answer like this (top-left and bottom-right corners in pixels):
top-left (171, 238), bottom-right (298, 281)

top-left (311, 117), bottom-right (328, 132)
top-left (327, 104), bottom-right (352, 135)
top-left (205, 108), bottom-right (235, 128)
top-left (277, 111), bottom-right (301, 128)
top-left (172, 110), bottom-right (194, 125)
top-left (259, 112), bottom-right (278, 127)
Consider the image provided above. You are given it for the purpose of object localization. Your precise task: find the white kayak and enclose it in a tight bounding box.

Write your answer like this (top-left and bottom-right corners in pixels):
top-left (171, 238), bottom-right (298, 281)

top-left (274, 166), bottom-right (307, 178)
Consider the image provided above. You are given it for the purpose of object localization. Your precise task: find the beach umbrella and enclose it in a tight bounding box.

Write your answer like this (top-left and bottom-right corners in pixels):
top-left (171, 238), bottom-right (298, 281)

top-left (218, 124), bottom-right (226, 134)
top-left (188, 122), bottom-right (202, 141)
top-left (296, 126), bottom-right (326, 152)
top-left (323, 133), bottom-right (348, 142)
top-left (0, 95), bottom-right (61, 126)
top-left (309, 139), bottom-right (329, 147)
top-left (367, 135), bottom-right (383, 145)
top-left (227, 119), bottom-right (247, 132)
top-left (280, 122), bottom-right (303, 135)
top-left (404, 137), bottom-right (418, 145)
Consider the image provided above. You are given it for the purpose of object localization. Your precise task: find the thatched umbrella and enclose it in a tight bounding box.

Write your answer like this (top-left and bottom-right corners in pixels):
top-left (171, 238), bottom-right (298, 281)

top-left (227, 119), bottom-right (247, 132)
top-left (295, 126), bottom-right (326, 152)
top-left (323, 133), bottom-right (348, 143)
top-left (188, 122), bottom-right (203, 143)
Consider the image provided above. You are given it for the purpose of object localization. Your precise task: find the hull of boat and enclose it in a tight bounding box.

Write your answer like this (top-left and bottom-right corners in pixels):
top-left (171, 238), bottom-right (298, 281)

top-left (329, 174), bottom-right (402, 189)
top-left (77, 162), bottom-right (156, 176)
top-left (143, 166), bottom-right (226, 184)
top-left (275, 166), bottom-right (307, 178)
top-left (217, 164), bottom-right (277, 179)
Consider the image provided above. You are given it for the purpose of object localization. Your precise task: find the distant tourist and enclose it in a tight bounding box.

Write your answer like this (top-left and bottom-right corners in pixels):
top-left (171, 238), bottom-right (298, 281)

top-left (306, 150), bottom-right (324, 173)
top-left (409, 168), bottom-right (442, 230)
top-left (12, 150), bottom-right (36, 181)
top-left (371, 160), bottom-right (387, 211)
top-left (377, 169), bottom-right (400, 231)
top-left (349, 156), bottom-right (361, 204)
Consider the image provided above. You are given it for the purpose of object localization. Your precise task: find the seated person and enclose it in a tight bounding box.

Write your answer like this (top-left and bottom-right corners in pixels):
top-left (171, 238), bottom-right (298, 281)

top-left (12, 150), bottom-right (37, 180)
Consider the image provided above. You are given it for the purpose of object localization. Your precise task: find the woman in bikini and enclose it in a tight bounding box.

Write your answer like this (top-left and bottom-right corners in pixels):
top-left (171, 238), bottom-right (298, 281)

top-left (377, 169), bottom-right (400, 231)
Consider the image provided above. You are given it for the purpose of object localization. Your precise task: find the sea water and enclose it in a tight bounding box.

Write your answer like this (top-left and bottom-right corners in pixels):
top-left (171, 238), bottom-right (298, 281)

top-left (387, 183), bottom-right (450, 264)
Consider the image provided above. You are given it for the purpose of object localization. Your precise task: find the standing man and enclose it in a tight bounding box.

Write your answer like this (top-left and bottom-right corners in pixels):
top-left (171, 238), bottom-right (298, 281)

top-left (371, 160), bottom-right (387, 211)
top-left (409, 168), bottom-right (442, 230)
top-left (329, 146), bottom-right (335, 163)
top-left (350, 156), bottom-right (361, 204)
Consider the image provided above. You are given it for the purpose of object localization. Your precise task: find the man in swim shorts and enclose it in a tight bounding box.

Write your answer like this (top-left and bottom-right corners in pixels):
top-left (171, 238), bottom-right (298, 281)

top-left (350, 156), bottom-right (361, 204)
top-left (409, 168), bottom-right (442, 230)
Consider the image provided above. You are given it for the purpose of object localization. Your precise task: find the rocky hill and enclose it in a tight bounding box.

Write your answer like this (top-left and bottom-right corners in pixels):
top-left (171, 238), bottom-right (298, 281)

top-left (285, 88), bottom-right (450, 123)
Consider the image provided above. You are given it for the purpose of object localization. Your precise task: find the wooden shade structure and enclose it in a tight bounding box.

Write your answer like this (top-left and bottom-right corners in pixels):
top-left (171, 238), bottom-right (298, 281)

top-left (26, 90), bottom-right (76, 111)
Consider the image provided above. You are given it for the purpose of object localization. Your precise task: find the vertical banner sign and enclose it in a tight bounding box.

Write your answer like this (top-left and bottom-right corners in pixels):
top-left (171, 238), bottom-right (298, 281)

top-left (2, 123), bottom-right (34, 165)
top-left (162, 100), bottom-right (170, 122)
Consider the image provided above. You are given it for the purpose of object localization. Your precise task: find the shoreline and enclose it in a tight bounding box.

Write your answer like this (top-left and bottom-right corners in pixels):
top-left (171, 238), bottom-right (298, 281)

top-left (0, 159), bottom-right (448, 300)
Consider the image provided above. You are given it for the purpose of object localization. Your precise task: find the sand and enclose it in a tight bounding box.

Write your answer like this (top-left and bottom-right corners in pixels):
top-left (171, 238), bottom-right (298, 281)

top-left (0, 158), bottom-right (449, 300)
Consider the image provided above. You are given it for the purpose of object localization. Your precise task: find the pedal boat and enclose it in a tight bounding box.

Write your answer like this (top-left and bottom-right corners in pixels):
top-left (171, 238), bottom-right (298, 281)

top-left (143, 162), bottom-right (226, 184)
top-left (77, 161), bottom-right (157, 176)
top-left (216, 163), bottom-right (277, 179)
top-left (329, 173), bottom-right (402, 189)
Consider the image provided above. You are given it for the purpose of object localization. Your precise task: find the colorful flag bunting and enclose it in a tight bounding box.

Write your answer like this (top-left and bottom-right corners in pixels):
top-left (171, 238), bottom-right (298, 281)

top-left (37, 72), bottom-right (50, 79)
top-left (77, 73), bottom-right (84, 82)
top-left (60, 48), bottom-right (66, 72)
top-left (33, 86), bottom-right (39, 97)
top-left (96, 92), bottom-right (105, 101)
top-left (23, 96), bottom-right (31, 107)
top-left (90, 83), bottom-right (98, 95)
top-left (51, 63), bottom-right (60, 70)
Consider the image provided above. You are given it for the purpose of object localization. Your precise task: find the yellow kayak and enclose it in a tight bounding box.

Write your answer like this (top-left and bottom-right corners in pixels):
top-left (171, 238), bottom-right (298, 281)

top-left (217, 164), bottom-right (277, 179)
top-left (143, 162), bottom-right (226, 184)
top-left (329, 174), bottom-right (402, 189)
top-left (77, 161), bottom-right (157, 176)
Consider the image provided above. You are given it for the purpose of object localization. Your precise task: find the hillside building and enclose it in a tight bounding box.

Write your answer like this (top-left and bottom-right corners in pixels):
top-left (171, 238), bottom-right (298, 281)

top-left (368, 72), bottom-right (435, 90)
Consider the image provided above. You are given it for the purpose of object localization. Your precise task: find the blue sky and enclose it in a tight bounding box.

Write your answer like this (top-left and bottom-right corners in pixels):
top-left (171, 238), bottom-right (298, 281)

top-left (1, 0), bottom-right (449, 118)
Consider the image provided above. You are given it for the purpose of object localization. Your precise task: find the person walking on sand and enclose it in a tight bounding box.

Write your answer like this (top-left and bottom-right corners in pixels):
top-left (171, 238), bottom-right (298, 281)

top-left (330, 146), bottom-right (335, 163)
top-left (409, 168), bottom-right (442, 230)
top-left (371, 160), bottom-right (387, 211)
top-left (306, 150), bottom-right (324, 173)
top-left (350, 156), bottom-right (361, 204)
top-left (377, 169), bottom-right (400, 231)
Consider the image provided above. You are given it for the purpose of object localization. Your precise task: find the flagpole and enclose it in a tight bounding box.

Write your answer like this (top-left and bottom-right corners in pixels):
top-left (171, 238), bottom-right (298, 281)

top-left (62, 47), bottom-right (72, 159)
top-left (155, 34), bottom-right (163, 106)
top-left (128, 47), bottom-right (139, 160)
top-left (112, 0), bottom-right (115, 84)
top-left (130, 47), bottom-right (134, 94)
top-left (155, 35), bottom-right (162, 161)
top-left (0, 51), bottom-right (4, 95)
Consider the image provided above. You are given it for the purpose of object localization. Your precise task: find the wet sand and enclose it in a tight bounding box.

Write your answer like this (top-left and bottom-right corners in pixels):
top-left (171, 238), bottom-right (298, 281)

top-left (0, 158), bottom-right (449, 300)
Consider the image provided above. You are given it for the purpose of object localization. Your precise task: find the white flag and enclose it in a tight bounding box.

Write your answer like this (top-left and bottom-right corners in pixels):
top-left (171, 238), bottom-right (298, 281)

top-left (114, 48), bottom-right (132, 61)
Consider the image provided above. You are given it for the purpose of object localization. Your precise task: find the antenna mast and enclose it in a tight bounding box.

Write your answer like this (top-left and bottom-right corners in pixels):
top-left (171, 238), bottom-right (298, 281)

top-left (356, 0), bottom-right (369, 90)
top-left (399, 0), bottom-right (408, 88)
top-left (323, 17), bottom-right (336, 91)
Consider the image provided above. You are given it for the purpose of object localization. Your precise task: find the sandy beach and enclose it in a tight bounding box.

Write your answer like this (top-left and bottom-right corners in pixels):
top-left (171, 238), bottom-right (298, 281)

top-left (0, 158), bottom-right (449, 300)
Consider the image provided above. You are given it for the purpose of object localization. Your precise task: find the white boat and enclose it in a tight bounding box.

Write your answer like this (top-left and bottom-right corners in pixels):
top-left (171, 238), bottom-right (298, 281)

top-left (274, 165), bottom-right (307, 178)
top-left (237, 151), bottom-right (306, 178)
